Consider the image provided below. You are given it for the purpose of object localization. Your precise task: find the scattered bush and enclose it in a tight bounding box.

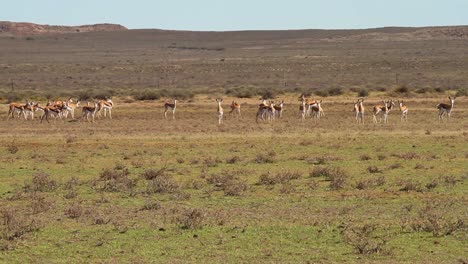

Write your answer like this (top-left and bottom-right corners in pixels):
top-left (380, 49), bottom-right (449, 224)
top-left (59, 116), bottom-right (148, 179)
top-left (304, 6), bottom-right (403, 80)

top-left (207, 171), bottom-right (247, 196)
top-left (367, 166), bottom-right (382, 174)
top-left (94, 166), bottom-right (136, 193)
top-left (24, 172), bottom-right (57, 192)
top-left (177, 208), bottom-right (206, 229)
top-left (358, 89), bottom-right (369, 97)
top-left (254, 151), bottom-right (276, 164)
top-left (310, 166), bottom-right (348, 189)
top-left (343, 223), bottom-right (389, 255)
top-left (142, 168), bottom-right (179, 194)
top-left (64, 202), bottom-right (82, 219)
top-left (398, 179), bottom-right (422, 192)
top-left (0, 208), bottom-right (40, 241)
top-left (6, 143), bottom-right (19, 154)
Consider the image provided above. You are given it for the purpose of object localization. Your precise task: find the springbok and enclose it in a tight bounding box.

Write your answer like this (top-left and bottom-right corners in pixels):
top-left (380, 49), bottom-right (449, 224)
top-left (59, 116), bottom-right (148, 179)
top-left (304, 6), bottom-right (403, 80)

top-left (164, 98), bottom-right (177, 119)
top-left (397, 100), bottom-right (408, 122)
top-left (63, 99), bottom-right (81, 119)
top-left (273, 101), bottom-right (284, 118)
top-left (310, 100), bottom-right (323, 121)
top-left (81, 102), bottom-right (100, 123)
top-left (354, 98), bottom-right (365, 124)
top-left (97, 99), bottom-right (113, 119)
top-left (40, 103), bottom-right (67, 123)
top-left (229, 101), bottom-right (241, 118)
top-left (373, 100), bottom-right (395, 123)
top-left (7, 101), bottom-right (30, 120)
top-left (300, 98), bottom-right (307, 122)
top-left (437, 96), bottom-right (455, 122)
top-left (216, 98), bottom-right (224, 124)
top-left (256, 101), bottom-right (276, 122)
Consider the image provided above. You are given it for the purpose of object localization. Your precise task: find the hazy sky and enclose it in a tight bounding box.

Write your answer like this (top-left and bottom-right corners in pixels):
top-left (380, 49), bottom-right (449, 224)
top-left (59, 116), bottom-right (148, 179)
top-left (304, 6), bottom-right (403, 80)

top-left (3, 0), bottom-right (468, 31)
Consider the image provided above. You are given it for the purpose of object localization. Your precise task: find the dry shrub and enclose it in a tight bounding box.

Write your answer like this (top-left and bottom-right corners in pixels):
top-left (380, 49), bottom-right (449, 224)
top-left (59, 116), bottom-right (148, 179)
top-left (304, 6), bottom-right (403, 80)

top-left (0, 208), bottom-right (40, 241)
top-left (258, 170), bottom-right (301, 185)
top-left (367, 166), bottom-right (382, 174)
top-left (142, 168), bottom-right (179, 194)
top-left (203, 157), bottom-right (222, 167)
top-left (207, 171), bottom-right (248, 196)
top-left (401, 200), bottom-right (465, 237)
top-left (226, 155), bottom-right (242, 164)
top-left (393, 152), bottom-right (419, 160)
top-left (177, 208), bottom-right (206, 229)
top-left (425, 179), bottom-right (438, 190)
top-left (254, 151), bottom-right (276, 164)
top-left (30, 193), bottom-right (53, 214)
top-left (360, 155), bottom-right (372, 161)
top-left (387, 163), bottom-right (402, 170)
top-left (377, 155), bottom-right (386, 161)
top-left (279, 183), bottom-right (296, 194)
top-left (342, 223), bottom-right (389, 255)
top-left (64, 176), bottom-right (79, 199)
top-left (6, 143), bottom-right (19, 154)
top-left (24, 172), bottom-right (57, 192)
top-left (441, 175), bottom-right (458, 187)
top-left (398, 179), bottom-right (422, 192)
top-left (64, 202), bottom-right (82, 219)
top-left (354, 179), bottom-right (375, 190)
top-left (141, 199), bottom-right (162, 211)
top-left (94, 166), bottom-right (136, 193)
top-left (310, 166), bottom-right (348, 189)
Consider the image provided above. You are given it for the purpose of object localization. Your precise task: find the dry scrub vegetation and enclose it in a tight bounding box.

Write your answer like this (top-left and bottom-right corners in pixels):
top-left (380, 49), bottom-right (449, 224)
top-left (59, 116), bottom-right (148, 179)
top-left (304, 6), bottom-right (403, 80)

top-left (0, 95), bottom-right (466, 263)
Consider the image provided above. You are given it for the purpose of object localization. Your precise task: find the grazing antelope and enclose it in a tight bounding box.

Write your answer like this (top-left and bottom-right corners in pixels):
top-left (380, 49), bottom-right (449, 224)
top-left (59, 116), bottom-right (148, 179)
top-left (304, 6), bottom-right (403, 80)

top-left (216, 98), bottom-right (224, 124)
top-left (164, 98), bottom-right (177, 119)
top-left (373, 100), bottom-right (395, 123)
top-left (354, 98), bottom-right (365, 124)
top-left (273, 101), bottom-right (284, 118)
top-left (437, 96), bottom-right (455, 122)
top-left (40, 103), bottom-right (67, 123)
top-left (397, 100), bottom-right (409, 122)
top-left (81, 102), bottom-right (100, 123)
top-left (229, 101), bottom-right (241, 118)
top-left (97, 99), bottom-right (113, 119)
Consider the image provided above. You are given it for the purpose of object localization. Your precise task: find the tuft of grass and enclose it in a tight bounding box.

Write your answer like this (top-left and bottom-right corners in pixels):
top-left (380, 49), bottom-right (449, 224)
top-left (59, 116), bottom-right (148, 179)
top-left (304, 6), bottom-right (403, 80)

top-left (177, 208), bottom-right (206, 230)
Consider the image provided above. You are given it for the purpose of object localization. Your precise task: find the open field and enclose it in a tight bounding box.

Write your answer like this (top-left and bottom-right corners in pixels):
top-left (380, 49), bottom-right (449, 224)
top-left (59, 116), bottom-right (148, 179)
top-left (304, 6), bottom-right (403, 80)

top-left (0, 95), bottom-right (467, 263)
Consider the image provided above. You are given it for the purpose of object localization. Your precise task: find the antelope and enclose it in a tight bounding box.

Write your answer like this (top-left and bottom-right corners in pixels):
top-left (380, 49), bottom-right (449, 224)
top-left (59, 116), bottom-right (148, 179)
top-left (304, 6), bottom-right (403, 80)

top-left (63, 99), bottom-right (81, 119)
top-left (216, 98), bottom-right (224, 124)
top-left (97, 99), bottom-right (113, 119)
top-left (22, 102), bottom-right (40, 120)
top-left (229, 101), bottom-right (241, 118)
top-left (273, 101), bottom-right (284, 118)
top-left (373, 100), bottom-right (395, 123)
top-left (7, 101), bottom-right (29, 120)
top-left (256, 101), bottom-right (275, 122)
top-left (81, 102), bottom-right (100, 123)
top-left (437, 96), bottom-right (455, 122)
top-left (310, 100), bottom-right (323, 121)
top-left (354, 98), bottom-right (365, 124)
top-left (397, 100), bottom-right (409, 122)
top-left (164, 98), bottom-right (176, 119)
top-left (299, 98), bottom-right (307, 122)
top-left (40, 103), bottom-right (67, 123)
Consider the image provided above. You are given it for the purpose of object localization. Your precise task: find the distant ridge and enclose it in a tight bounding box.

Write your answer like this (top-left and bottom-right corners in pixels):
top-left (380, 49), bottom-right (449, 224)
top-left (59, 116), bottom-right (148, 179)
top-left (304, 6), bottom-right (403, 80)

top-left (0, 21), bottom-right (128, 36)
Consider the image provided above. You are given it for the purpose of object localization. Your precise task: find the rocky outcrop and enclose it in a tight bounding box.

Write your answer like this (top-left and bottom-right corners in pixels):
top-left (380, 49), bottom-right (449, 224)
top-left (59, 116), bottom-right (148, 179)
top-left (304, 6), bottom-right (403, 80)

top-left (0, 21), bottom-right (127, 36)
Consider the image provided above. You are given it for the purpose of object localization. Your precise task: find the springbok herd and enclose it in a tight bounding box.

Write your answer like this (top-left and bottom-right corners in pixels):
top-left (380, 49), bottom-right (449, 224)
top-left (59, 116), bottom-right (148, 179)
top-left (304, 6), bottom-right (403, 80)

top-left (5, 95), bottom-right (456, 124)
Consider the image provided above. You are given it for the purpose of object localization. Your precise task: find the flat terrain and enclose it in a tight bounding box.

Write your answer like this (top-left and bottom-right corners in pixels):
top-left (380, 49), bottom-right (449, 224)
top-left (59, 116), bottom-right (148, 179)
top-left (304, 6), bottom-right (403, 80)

top-left (0, 25), bottom-right (467, 263)
top-left (0, 95), bottom-right (467, 263)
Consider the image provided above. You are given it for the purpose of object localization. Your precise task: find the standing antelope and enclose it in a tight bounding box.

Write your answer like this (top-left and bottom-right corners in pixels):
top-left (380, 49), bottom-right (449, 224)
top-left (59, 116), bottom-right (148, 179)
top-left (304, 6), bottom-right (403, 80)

top-left (97, 99), bottom-right (113, 119)
top-left (437, 96), bottom-right (455, 122)
top-left (274, 101), bottom-right (284, 118)
top-left (354, 98), bottom-right (365, 124)
top-left (81, 102), bottom-right (100, 123)
top-left (300, 98), bottom-right (307, 122)
top-left (164, 98), bottom-right (177, 119)
top-left (216, 98), bottom-right (224, 124)
top-left (397, 100), bottom-right (408, 122)
top-left (63, 99), bottom-right (81, 119)
top-left (40, 103), bottom-right (67, 123)
top-left (7, 101), bottom-right (29, 120)
top-left (229, 101), bottom-right (241, 118)
top-left (373, 100), bottom-right (395, 123)
top-left (310, 100), bottom-right (323, 121)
